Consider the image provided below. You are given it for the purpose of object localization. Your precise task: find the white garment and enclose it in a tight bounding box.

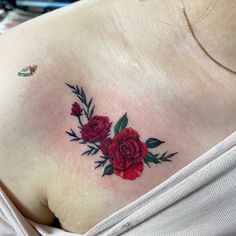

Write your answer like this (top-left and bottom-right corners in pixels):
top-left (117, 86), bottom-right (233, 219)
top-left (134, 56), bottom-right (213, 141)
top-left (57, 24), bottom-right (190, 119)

top-left (1, 131), bottom-right (236, 236)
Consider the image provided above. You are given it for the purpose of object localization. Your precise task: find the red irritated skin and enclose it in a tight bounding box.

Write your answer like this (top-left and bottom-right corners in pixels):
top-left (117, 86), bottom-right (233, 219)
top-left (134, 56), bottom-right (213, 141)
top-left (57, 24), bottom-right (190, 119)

top-left (65, 83), bottom-right (177, 181)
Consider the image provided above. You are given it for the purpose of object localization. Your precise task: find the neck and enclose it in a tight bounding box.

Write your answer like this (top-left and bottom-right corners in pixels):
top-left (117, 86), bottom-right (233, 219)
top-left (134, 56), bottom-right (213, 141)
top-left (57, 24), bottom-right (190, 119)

top-left (112, 0), bottom-right (236, 74)
top-left (179, 0), bottom-right (236, 72)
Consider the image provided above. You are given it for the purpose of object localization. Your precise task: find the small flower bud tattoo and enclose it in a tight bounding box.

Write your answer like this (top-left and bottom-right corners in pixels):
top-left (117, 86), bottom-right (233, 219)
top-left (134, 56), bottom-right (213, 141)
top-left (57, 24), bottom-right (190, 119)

top-left (18, 65), bottom-right (37, 77)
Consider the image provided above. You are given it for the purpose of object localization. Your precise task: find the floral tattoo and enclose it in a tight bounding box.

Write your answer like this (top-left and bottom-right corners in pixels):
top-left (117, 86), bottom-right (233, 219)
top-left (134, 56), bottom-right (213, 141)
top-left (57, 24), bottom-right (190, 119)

top-left (66, 83), bottom-right (177, 180)
top-left (18, 65), bottom-right (37, 77)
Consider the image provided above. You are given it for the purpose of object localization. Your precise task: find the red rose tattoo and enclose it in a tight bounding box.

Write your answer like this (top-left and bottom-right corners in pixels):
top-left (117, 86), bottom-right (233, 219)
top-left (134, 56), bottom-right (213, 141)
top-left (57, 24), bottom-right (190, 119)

top-left (66, 83), bottom-right (177, 181)
top-left (108, 128), bottom-right (148, 180)
top-left (81, 116), bottom-right (112, 142)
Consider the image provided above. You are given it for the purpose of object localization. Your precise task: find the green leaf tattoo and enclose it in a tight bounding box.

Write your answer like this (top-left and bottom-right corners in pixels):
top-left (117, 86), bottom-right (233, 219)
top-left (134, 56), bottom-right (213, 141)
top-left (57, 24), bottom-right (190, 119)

top-left (145, 138), bottom-right (164, 148)
top-left (144, 152), bottom-right (159, 164)
top-left (102, 164), bottom-right (115, 176)
top-left (114, 113), bottom-right (128, 135)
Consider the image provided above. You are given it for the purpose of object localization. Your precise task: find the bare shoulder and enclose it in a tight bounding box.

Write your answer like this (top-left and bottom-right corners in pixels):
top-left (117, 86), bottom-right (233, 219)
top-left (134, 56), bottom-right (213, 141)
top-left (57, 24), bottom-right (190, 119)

top-left (0, 1), bottom-right (110, 228)
top-left (0, 0), bottom-right (236, 234)
top-left (0, 5), bottom-right (81, 224)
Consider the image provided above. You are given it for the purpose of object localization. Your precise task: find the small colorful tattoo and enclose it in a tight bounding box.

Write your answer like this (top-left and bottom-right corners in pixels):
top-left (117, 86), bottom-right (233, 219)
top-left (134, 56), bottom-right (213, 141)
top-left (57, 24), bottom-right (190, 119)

top-left (65, 83), bottom-right (177, 180)
top-left (18, 65), bottom-right (37, 77)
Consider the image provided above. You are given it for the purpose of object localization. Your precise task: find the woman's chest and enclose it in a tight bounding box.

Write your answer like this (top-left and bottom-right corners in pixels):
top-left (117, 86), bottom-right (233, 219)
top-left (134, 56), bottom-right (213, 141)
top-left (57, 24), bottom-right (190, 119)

top-left (43, 63), bottom-right (236, 233)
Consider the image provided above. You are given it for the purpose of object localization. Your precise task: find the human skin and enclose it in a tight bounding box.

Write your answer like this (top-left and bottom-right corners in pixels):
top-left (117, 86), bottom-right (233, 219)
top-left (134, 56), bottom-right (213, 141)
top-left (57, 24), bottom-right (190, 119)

top-left (0, 0), bottom-right (235, 233)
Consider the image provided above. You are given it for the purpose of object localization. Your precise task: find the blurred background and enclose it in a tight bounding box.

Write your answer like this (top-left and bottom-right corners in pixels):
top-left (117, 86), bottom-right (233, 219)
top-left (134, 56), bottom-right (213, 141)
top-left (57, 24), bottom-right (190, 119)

top-left (0, 0), bottom-right (77, 34)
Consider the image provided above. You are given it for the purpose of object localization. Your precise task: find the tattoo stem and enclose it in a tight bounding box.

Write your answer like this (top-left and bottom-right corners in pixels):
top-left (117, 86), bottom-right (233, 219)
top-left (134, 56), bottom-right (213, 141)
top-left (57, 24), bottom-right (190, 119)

top-left (77, 115), bottom-right (83, 128)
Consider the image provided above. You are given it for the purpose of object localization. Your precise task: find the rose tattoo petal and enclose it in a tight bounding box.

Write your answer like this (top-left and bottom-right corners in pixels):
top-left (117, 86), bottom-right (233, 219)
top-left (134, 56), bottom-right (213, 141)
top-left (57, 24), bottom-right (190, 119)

top-left (100, 138), bottom-right (113, 156)
top-left (115, 162), bottom-right (144, 180)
